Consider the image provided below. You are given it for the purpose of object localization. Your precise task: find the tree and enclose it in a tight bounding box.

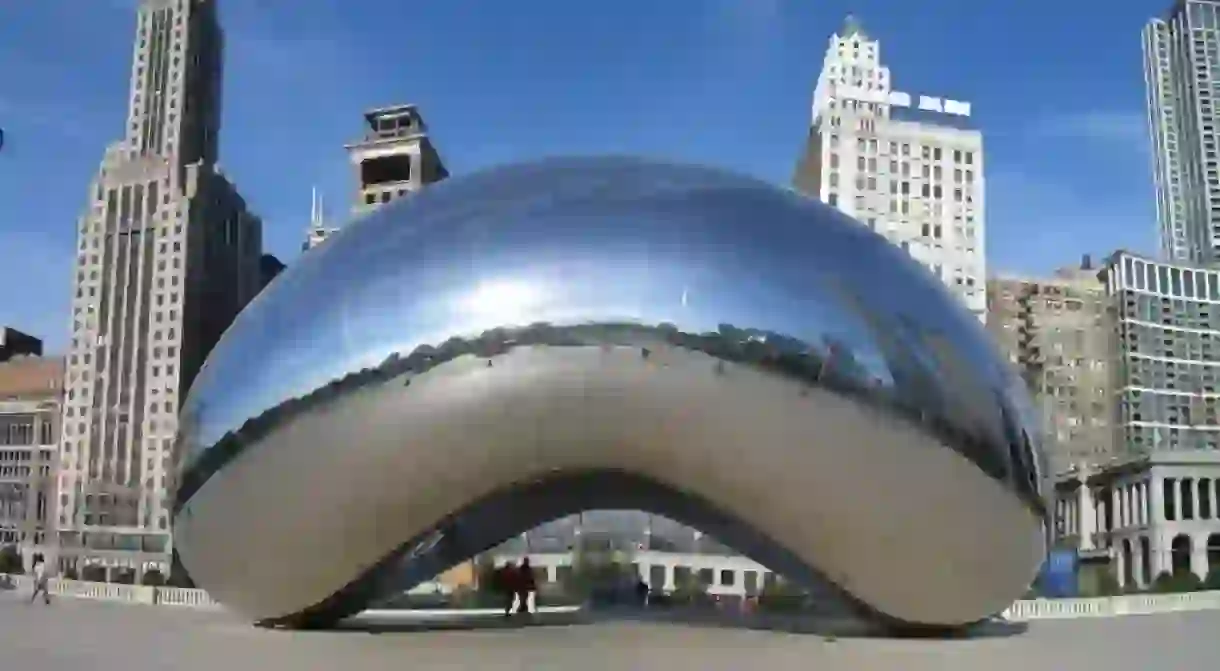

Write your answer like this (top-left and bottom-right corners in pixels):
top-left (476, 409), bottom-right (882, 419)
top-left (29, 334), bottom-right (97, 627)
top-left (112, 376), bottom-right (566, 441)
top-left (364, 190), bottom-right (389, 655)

top-left (463, 555), bottom-right (505, 608)
top-left (757, 577), bottom-right (808, 613)
top-left (1150, 569), bottom-right (1203, 593)
top-left (1090, 570), bottom-right (1123, 597)
top-left (141, 569), bottom-right (166, 586)
top-left (670, 571), bottom-right (710, 606)
top-left (1202, 568), bottom-right (1220, 591)
top-left (0, 545), bottom-right (21, 574)
top-left (563, 547), bottom-right (638, 604)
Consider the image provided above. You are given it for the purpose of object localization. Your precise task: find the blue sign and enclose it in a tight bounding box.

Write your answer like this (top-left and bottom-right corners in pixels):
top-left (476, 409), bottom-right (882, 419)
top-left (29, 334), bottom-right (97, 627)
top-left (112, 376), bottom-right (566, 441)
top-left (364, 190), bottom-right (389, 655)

top-left (1037, 549), bottom-right (1079, 598)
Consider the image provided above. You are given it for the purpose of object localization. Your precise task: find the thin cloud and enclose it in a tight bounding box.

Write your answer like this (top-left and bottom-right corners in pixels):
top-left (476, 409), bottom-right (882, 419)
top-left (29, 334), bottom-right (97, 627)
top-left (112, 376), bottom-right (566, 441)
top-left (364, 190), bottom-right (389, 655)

top-left (706, 0), bottom-right (788, 43)
top-left (1031, 110), bottom-right (1148, 146)
top-left (985, 169), bottom-right (1155, 276)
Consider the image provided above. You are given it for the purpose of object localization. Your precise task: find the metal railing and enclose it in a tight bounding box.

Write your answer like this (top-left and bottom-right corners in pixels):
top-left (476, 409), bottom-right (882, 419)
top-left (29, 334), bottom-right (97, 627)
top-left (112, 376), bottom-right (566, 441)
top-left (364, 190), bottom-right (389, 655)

top-left (5, 573), bottom-right (1220, 622)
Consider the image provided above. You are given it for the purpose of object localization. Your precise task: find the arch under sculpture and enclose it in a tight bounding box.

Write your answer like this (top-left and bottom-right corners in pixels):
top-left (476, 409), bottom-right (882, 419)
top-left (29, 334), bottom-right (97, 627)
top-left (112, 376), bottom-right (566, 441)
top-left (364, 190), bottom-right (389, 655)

top-left (172, 156), bottom-right (1047, 633)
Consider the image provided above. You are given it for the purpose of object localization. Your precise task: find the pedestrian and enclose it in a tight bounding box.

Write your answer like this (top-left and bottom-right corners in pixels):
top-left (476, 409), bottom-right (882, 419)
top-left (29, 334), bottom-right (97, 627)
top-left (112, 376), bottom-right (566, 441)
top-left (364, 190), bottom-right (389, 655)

top-left (495, 561), bottom-right (518, 617)
top-left (516, 557), bottom-right (537, 615)
top-left (635, 579), bottom-right (650, 608)
top-left (29, 554), bottom-right (51, 606)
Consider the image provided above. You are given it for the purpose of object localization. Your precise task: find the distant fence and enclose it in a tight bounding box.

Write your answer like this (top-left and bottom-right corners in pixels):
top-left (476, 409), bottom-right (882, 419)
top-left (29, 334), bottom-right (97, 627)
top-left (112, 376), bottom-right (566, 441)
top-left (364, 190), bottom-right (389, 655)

top-left (2, 575), bottom-right (222, 609)
top-left (999, 590), bottom-right (1220, 621)
top-left (4, 573), bottom-right (1220, 622)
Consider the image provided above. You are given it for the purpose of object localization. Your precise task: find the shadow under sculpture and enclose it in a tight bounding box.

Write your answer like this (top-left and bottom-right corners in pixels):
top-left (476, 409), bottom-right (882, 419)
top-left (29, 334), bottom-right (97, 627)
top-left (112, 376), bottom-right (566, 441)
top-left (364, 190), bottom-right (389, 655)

top-left (171, 156), bottom-right (1047, 634)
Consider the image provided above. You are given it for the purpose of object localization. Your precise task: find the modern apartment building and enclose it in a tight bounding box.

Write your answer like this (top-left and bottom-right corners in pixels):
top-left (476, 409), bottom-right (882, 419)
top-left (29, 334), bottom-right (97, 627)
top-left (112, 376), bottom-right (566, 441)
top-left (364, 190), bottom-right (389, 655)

top-left (986, 258), bottom-right (1114, 474)
top-left (0, 354), bottom-right (63, 567)
top-left (793, 16), bottom-right (987, 321)
top-left (1144, 0), bottom-right (1220, 264)
top-left (57, 0), bottom-right (262, 579)
top-left (1104, 250), bottom-right (1220, 453)
top-left (346, 104), bottom-right (449, 219)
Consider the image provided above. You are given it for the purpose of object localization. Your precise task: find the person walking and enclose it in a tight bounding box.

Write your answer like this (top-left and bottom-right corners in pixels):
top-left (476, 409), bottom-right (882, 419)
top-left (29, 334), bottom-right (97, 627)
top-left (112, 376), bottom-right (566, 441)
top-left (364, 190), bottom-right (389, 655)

top-left (515, 557), bottom-right (537, 615)
top-left (28, 554), bottom-right (51, 606)
top-left (495, 561), bottom-right (518, 617)
top-left (635, 579), bottom-right (650, 608)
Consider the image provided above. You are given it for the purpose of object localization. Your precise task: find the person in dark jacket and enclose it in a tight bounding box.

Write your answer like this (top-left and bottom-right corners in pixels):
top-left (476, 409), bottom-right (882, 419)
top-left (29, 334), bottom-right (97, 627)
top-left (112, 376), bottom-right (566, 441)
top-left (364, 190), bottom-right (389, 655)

top-left (494, 561), bottom-right (518, 617)
top-left (635, 579), bottom-right (650, 608)
top-left (515, 557), bottom-right (537, 614)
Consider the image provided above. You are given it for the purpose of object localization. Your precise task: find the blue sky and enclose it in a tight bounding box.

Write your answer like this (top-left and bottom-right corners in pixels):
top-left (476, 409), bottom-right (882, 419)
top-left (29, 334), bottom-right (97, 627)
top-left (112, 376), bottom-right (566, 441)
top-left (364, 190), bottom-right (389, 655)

top-left (1, 0), bottom-right (1157, 351)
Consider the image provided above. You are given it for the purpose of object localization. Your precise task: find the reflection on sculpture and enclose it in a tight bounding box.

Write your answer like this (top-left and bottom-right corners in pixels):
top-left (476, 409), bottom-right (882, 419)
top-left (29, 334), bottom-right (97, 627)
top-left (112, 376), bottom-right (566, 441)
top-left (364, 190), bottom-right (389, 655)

top-left (171, 156), bottom-right (1047, 633)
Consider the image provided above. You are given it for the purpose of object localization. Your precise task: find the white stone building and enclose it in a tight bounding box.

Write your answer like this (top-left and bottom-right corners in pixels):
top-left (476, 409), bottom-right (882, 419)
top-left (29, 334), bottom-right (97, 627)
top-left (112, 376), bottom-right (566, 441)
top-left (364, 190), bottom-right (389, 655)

top-left (1054, 454), bottom-right (1220, 588)
top-left (303, 106), bottom-right (449, 252)
top-left (56, 0), bottom-right (262, 580)
top-left (345, 104), bottom-right (449, 219)
top-left (793, 16), bottom-right (986, 322)
top-left (0, 355), bottom-right (63, 569)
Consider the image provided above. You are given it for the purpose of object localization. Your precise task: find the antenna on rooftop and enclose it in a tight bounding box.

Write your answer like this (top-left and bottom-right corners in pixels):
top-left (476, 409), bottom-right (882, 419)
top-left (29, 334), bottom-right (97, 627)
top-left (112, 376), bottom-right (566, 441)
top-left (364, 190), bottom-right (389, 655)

top-left (310, 187), bottom-right (325, 228)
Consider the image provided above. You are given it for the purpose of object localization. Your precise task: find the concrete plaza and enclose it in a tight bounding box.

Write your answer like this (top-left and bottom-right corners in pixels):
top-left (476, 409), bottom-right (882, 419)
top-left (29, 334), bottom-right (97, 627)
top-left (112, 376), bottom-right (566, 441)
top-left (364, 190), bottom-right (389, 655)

top-left (0, 594), bottom-right (1213, 670)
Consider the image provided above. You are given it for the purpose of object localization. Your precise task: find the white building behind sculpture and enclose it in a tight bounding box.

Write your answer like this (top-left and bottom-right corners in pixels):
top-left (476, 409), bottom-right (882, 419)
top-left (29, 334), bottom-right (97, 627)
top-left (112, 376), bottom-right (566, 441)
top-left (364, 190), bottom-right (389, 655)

top-left (794, 16), bottom-right (987, 322)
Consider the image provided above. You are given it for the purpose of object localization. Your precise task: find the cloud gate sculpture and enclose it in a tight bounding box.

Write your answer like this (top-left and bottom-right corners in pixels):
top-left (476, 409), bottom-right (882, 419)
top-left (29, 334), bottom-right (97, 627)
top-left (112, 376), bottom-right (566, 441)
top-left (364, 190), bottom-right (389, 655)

top-left (172, 156), bottom-right (1047, 632)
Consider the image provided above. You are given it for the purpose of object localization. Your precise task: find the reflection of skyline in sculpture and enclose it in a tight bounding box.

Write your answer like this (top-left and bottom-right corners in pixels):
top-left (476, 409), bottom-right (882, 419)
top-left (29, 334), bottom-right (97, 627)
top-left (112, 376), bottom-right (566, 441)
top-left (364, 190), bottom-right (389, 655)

top-left (173, 156), bottom-right (1046, 634)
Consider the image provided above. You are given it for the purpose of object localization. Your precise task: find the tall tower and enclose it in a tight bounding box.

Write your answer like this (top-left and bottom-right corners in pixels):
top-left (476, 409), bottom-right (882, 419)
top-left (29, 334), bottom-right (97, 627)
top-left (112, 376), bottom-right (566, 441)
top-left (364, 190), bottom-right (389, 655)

top-left (793, 16), bottom-right (987, 322)
top-left (58, 0), bottom-right (262, 578)
top-left (302, 187), bottom-right (336, 251)
top-left (345, 105), bottom-right (449, 219)
top-left (1144, 1), bottom-right (1220, 264)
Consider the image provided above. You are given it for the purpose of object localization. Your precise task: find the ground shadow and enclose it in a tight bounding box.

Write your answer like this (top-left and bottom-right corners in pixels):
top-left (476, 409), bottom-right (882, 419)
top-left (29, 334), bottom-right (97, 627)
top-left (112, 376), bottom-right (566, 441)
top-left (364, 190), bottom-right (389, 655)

top-left (586, 607), bottom-right (1029, 640)
top-left (295, 607), bottom-right (1027, 640)
top-left (329, 609), bottom-right (591, 634)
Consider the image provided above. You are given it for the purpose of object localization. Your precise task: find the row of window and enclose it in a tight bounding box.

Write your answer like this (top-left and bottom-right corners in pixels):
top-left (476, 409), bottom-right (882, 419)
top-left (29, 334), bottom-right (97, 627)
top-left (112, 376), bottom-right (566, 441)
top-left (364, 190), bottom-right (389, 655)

top-left (1118, 255), bottom-right (1220, 300)
top-left (832, 133), bottom-right (977, 165)
top-left (0, 420), bottom-right (55, 446)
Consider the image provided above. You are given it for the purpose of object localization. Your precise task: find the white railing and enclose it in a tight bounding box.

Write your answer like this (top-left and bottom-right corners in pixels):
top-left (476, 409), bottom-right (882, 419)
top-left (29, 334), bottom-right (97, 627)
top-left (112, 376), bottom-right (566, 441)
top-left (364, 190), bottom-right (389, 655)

top-left (4, 574), bottom-right (1219, 622)
top-left (999, 590), bottom-right (1220, 621)
top-left (1, 575), bottom-right (222, 608)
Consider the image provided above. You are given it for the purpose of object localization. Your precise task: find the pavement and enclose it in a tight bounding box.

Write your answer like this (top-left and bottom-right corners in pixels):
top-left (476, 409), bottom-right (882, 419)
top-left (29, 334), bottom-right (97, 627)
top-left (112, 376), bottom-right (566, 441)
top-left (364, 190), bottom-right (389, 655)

top-left (0, 593), bottom-right (1216, 670)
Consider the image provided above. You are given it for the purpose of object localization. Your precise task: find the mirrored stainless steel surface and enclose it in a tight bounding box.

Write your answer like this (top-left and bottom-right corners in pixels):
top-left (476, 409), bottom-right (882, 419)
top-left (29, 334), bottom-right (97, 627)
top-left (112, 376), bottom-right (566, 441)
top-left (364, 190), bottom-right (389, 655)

top-left (172, 156), bottom-right (1047, 631)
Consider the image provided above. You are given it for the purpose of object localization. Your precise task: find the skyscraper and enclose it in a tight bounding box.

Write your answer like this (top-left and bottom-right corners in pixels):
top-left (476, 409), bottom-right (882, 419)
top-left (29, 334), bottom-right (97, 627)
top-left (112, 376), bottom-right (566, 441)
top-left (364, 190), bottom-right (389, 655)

top-left (57, 0), bottom-right (262, 579)
top-left (1144, 1), bottom-right (1220, 264)
top-left (793, 16), bottom-right (987, 322)
top-left (986, 258), bottom-right (1114, 474)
